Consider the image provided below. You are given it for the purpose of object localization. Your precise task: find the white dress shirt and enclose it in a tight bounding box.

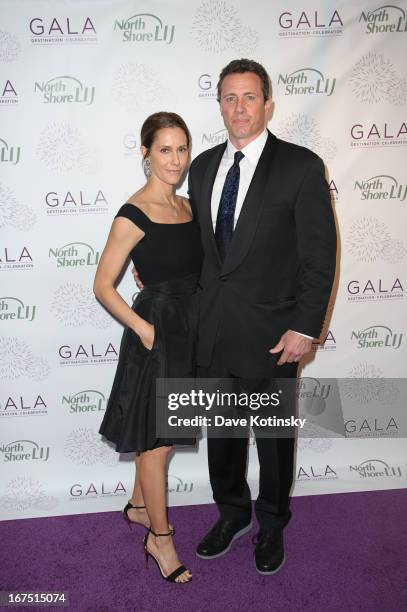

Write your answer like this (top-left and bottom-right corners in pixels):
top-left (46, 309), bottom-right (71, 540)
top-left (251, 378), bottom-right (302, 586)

top-left (211, 130), bottom-right (268, 231)
top-left (210, 129), bottom-right (313, 340)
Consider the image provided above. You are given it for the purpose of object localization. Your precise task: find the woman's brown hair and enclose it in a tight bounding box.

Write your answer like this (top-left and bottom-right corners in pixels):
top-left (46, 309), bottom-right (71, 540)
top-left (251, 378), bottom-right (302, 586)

top-left (140, 112), bottom-right (191, 158)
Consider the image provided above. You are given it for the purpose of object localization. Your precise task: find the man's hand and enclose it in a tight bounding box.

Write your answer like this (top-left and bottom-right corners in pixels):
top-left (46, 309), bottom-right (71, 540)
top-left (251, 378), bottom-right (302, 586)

top-left (269, 330), bottom-right (313, 365)
top-left (132, 266), bottom-right (144, 290)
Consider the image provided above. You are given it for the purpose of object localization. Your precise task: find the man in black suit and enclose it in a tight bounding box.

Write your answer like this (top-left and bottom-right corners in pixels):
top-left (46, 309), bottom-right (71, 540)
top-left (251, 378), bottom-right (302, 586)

top-left (188, 59), bottom-right (336, 574)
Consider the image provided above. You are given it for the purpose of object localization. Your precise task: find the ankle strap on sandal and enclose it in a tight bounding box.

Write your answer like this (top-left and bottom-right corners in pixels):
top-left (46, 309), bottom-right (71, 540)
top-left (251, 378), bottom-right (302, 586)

top-left (149, 527), bottom-right (175, 537)
top-left (124, 501), bottom-right (146, 510)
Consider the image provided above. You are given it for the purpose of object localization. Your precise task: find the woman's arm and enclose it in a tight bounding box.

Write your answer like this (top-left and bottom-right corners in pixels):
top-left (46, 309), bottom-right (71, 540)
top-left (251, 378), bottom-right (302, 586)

top-left (93, 217), bottom-right (154, 348)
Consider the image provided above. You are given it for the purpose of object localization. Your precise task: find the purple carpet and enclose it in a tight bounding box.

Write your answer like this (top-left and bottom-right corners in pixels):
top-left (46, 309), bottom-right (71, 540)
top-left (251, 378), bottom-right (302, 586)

top-left (1, 489), bottom-right (406, 612)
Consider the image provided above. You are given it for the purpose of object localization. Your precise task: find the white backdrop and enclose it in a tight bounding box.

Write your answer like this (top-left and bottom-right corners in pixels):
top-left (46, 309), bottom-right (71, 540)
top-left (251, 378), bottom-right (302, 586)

top-left (1, 0), bottom-right (406, 520)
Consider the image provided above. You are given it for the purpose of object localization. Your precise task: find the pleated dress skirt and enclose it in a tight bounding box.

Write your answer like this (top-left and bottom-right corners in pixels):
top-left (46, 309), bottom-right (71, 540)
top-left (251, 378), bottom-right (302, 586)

top-left (99, 273), bottom-right (199, 453)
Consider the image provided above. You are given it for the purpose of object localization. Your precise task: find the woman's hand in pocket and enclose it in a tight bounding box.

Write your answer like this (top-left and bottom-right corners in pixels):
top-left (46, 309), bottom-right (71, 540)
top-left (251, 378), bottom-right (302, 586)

top-left (139, 322), bottom-right (155, 351)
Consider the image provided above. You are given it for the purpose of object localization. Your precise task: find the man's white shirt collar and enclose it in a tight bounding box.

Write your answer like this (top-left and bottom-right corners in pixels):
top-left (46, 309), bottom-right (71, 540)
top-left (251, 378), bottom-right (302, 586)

top-left (225, 129), bottom-right (268, 165)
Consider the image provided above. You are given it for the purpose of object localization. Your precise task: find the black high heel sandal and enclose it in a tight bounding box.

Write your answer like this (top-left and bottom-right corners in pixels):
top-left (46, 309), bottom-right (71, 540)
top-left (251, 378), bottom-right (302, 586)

top-left (123, 501), bottom-right (174, 532)
top-left (143, 527), bottom-right (192, 583)
top-left (122, 501), bottom-right (148, 530)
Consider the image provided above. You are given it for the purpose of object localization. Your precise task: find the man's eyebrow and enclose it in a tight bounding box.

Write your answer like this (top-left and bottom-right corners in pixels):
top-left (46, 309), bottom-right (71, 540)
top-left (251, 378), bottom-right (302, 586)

top-left (222, 91), bottom-right (258, 96)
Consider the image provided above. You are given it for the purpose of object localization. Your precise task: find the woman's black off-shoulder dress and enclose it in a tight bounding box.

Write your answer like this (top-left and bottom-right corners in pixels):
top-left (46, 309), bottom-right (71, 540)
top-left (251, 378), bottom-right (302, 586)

top-left (99, 203), bottom-right (203, 453)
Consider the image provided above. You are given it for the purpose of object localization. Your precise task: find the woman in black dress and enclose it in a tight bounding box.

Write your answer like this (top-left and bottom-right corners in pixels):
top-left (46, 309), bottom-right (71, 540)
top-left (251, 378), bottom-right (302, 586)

top-left (94, 112), bottom-right (202, 583)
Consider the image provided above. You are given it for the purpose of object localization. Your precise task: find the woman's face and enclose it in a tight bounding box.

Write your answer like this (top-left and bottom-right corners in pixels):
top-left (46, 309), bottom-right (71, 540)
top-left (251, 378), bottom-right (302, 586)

top-left (142, 127), bottom-right (189, 185)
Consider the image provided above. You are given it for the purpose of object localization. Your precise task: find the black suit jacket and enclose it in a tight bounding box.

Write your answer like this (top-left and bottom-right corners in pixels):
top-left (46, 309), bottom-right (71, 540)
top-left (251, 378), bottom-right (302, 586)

top-left (188, 130), bottom-right (337, 377)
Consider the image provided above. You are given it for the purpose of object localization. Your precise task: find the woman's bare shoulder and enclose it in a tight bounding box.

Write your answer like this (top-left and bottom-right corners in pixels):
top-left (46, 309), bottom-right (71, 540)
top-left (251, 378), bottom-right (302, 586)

top-left (125, 191), bottom-right (151, 215)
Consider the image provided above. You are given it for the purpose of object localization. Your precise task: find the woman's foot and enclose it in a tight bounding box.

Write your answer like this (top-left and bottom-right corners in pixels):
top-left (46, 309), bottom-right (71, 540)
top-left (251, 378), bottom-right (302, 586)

top-left (125, 502), bottom-right (174, 532)
top-left (146, 530), bottom-right (192, 583)
top-left (126, 503), bottom-right (150, 529)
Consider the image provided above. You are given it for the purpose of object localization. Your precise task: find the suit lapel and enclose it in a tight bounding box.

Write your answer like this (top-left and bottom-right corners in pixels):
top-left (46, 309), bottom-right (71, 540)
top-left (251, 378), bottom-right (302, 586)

top-left (221, 131), bottom-right (278, 276)
top-left (200, 141), bottom-right (227, 266)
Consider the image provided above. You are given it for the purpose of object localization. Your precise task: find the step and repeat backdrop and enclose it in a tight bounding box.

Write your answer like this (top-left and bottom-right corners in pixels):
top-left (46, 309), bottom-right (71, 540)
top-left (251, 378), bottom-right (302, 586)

top-left (1, 0), bottom-right (406, 520)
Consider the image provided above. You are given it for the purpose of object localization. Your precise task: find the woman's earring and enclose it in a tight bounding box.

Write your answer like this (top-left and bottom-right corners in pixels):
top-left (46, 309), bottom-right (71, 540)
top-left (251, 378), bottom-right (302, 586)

top-left (143, 157), bottom-right (152, 178)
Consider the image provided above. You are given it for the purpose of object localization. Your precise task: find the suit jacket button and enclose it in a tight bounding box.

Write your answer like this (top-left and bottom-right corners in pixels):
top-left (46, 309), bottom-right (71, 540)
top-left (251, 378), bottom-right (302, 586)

top-left (219, 276), bottom-right (227, 282)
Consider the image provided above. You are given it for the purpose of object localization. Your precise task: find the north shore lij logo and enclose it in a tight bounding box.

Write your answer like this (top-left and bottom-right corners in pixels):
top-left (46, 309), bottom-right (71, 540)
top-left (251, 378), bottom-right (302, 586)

top-left (277, 9), bottom-right (343, 38)
top-left (0, 297), bottom-right (36, 322)
top-left (349, 52), bottom-right (407, 105)
top-left (359, 5), bottom-right (407, 34)
top-left (278, 68), bottom-right (336, 96)
top-left (29, 16), bottom-right (97, 45)
top-left (202, 127), bottom-right (228, 146)
top-left (298, 375), bottom-right (331, 399)
top-left (349, 459), bottom-right (402, 479)
top-left (48, 242), bottom-right (100, 268)
top-left (351, 325), bottom-right (403, 349)
top-left (0, 138), bottom-right (21, 165)
top-left (62, 390), bottom-right (107, 414)
top-left (114, 12), bottom-right (175, 44)
top-left (0, 80), bottom-right (18, 106)
top-left (0, 440), bottom-right (50, 462)
top-left (34, 76), bottom-right (95, 105)
top-left (167, 475), bottom-right (194, 494)
top-left (354, 175), bottom-right (407, 202)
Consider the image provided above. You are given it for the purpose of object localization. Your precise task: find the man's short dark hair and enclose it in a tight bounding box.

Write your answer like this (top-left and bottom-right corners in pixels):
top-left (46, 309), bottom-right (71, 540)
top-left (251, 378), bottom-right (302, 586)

top-left (217, 59), bottom-right (271, 102)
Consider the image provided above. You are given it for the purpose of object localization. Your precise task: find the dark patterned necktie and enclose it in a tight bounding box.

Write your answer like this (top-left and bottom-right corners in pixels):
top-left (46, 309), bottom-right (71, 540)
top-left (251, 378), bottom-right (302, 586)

top-left (215, 150), bottom-right (244, 261)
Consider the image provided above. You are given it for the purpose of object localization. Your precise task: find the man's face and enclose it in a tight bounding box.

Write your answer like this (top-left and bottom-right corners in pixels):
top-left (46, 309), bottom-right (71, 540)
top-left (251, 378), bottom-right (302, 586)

top-left (219, 72), bottom-right (272, 148)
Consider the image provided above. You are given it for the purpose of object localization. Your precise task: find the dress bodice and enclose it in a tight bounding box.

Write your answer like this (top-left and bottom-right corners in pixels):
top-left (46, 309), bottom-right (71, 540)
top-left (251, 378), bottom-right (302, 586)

top-left (115, 203), bottom-right (203, 285)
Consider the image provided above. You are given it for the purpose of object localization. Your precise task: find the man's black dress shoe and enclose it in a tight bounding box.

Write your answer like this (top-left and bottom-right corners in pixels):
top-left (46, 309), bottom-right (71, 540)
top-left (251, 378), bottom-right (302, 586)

top-left (253, 528), bottom-right (285, 575)
top-left (196, 518), bottom-right (252, 559)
